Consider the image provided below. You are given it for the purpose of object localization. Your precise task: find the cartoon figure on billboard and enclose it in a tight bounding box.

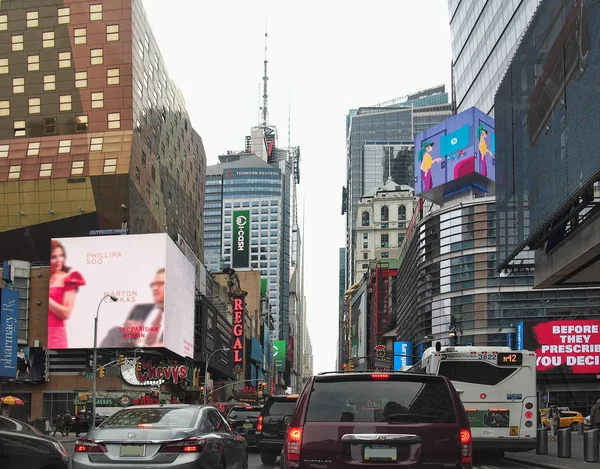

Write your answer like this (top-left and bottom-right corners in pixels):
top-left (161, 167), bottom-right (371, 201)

top-left (101, 268), bottom-right (165, 348)
top-left (419, 141), bottom-right (443, 191)
top-left (48, 240), bottom-right (86, 348)
top-left (478, 125), bottom-right (494, 178)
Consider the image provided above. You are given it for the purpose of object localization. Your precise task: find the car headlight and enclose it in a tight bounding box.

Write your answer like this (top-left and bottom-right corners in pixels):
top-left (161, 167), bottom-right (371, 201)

top-left (51, 441), bottom-right (68, 457)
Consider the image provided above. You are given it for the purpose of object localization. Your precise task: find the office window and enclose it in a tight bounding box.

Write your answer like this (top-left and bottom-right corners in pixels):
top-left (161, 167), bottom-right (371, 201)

top-left (58, 140), bottom-right (71, 153)
top-left (107, 68), bottom-right (120, 85)
top-left (90, 137), bottom-right (103, 151)
top-left (74, 28), bottom-right (86, 44)
top-left (0, 101), bottom-right (8, 117)
top-left (0, 145), bottom-right (9, 158)
top-left (381, 233), bottom-right (389, 248)
top-left (363, 241), bottom-right (368, 249)
top-left (27, 142), bottom-right (40, 156)
top-left (71, 161), bottom-right (84, 176)
top-left (42, 31), bottom-right (55, 48)
top-left (0, 58), bottom-right (7, 74)
top-left (0, 15), bottom-right (7, 31)
top-left (58, 7), bottom-right (70, 24)
top-left (27, 11), bottom-right (39, 28)
top-left (12, 35), bottom-right (24, 51)
top-left (76, 115), bottom-right (88, 132)
top-left (39, 163), bottom-right (53, 178)
top-left (59, 95), bottom-right (72, 111)
top-left (91, 48), bottom-right (103, 65)
top-left (91, 92), bottom-right (103, 108)
top-left (141, 152), bottom-right (146, 167)
top-left (27, 55), bottom-right (40, 72)
top-left (14, 121), bottom-right (26, 137)
top-left (381, 205), bottom-right (389, 222)
top-left (44, 118), bottom-right (57, 135)
top-left (13, 78), bottom-right (24, 94)
top-left (106, 24), bottom-right (119, 41)
top-left (29, 98), bottom-right (41, 114)
top-left (103, 158), bottom-right (117, 173)
top-left (398, 204), bottom-right (407, 221)
top-left (59, 52), bottom-right (71, 68)
top-left (44, 74), bottom-right (56, 91)
top-left (108, 112), bottom-right (121, 129)
top-left (363, 252), bottom-right (369, 260)
top-left (75, 71), bottom-right (87, 88)
top-left (398, 233), bottom-right (406, 246)
top-left (90, 4), bottom-right (103, 21)
top-left (381, 252), bottom-right (389, 258)
top-left (8, 166), bottom-right (21, 179)
top-left (135, 166), bottom-right (140, 181)
top-left (362, 211), bottom-right (370, 226)
top-left (363, 233), bottom-right (368, 239)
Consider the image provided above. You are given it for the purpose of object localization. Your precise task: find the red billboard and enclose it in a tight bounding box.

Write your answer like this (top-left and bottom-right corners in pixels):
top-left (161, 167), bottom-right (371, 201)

top-left (521, 320), bottom-right (600, 374)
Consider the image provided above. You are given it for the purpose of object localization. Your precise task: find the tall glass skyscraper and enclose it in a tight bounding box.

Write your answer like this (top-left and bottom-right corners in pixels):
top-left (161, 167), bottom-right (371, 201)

top-left (343, 86), bottom-right (452, 286)
top-left (449, 0), bottom-right (541, 114)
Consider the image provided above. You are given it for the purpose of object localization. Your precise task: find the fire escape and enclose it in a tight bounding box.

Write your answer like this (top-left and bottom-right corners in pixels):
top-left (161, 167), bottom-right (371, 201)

top-left (367, 261), bottom-right (398, 358)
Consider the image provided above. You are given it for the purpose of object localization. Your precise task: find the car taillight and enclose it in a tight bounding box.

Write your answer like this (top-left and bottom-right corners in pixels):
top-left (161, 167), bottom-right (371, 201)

top-left (257, 415), bottom-right (263, 431)
top-left (74, 438), bottom-right (107, 453)
top-left (371, 373), bottom-right (390, 379)
top-left (160, 437), bottom-right (207, 453)
top-left (286, 426), bottom-right (303, 461)
top-left (460, 429), bottom-right (472, 464)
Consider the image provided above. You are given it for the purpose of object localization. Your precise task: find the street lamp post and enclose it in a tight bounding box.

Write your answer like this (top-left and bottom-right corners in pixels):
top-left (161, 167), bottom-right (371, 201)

top-left (204, 347), bottom-right (230, 405)
top-left (92, 294), bottom-right (117, 428)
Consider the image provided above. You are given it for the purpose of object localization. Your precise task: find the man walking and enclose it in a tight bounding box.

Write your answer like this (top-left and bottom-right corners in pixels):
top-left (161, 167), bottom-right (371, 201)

top-left (590, 399), bottom-right (600, 431)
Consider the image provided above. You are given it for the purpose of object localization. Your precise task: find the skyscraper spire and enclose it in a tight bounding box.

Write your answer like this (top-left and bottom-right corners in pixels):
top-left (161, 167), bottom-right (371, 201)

top-left (261, 18), bottom-right (269, 126)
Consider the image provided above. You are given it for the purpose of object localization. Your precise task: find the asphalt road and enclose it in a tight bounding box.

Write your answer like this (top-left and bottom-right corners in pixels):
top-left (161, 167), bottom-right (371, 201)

top-left (60, 439), bottom-right (545, 469)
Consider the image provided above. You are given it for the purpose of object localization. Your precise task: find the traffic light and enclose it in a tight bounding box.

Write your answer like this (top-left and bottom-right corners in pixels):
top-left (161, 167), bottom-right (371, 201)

top-left (118, 354), bottom-right (125, 366)
top-left (98, 365), bottom-right (105, 379)
top-left (136, 361), bottom-right (142, 372)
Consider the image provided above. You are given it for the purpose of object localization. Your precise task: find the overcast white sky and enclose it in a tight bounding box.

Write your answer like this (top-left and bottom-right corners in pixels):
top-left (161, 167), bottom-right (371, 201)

top-left (143, 0), bottom-right (452, 374)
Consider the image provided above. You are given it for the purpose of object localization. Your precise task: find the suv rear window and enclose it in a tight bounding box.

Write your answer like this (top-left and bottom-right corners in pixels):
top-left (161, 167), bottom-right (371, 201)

top-left (228, 409), bottom-right (261, 419)
top-left (306, 377), bottom-right (457, 423)
top-left (263, 399), bottom-right (297, 416)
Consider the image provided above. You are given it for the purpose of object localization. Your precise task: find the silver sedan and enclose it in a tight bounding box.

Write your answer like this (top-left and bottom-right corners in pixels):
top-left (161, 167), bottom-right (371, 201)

top-left (72, 404), bottom-right (248, 469)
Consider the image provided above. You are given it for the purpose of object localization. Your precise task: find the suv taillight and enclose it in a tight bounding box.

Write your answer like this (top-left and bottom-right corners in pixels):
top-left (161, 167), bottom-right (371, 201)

top-left (74, 438), bottom-right (107, 453)
top-left (460, 429), bottom-right (472, 464)
top-left (160, 437), bottom-right (206, 453)
top-left (286, 426), bottom-right (303, 461)
top-left (257, 415), bottom-right (263, 431)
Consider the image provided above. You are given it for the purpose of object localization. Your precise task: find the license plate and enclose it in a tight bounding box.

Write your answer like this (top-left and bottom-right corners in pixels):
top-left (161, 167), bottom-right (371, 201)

top-left (243, 423), bottom-right (253, 429)
top-left (120, 444), bottom-right (145, 457)
top-left (364, 445), bottom-right (397, 461)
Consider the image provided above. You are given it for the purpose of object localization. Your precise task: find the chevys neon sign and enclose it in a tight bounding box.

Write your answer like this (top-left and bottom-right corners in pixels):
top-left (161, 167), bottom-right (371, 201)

top-left (232, 296), bottom-right (244, 364)
top-left (135, 360), bottom-right (187, 384)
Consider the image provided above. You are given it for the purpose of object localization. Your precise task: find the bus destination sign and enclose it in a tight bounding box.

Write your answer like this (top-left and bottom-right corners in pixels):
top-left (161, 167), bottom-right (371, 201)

top-left (497, 352), bottom-right (522, 366)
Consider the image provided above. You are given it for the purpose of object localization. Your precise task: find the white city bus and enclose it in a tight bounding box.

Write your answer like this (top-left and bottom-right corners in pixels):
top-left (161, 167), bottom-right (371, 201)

top-left (410, 345), bottom-right (537, 454)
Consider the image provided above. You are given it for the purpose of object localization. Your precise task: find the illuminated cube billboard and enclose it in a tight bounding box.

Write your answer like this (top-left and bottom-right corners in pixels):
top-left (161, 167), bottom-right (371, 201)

top-left (48, 233), bottom-right (195, 358)
top-left (414, 107), bottom-right (495, 203)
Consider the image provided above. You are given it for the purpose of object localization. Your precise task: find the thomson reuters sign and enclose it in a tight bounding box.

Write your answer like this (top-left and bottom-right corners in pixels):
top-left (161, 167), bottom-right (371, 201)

top-left (232, 210), bottom-right (250, 268)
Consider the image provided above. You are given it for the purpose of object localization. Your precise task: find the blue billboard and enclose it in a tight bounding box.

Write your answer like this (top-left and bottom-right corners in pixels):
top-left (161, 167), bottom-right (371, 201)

top-left (414, 107), bottom-right (495, 201)
top-left (393, 341), bottom-right (413, 370)
top-left (0, 288), bottom-right (19, 377)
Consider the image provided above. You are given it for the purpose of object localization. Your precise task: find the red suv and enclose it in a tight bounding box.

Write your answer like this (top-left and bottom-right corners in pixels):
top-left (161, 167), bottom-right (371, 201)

top-left (282, 371), bottom-right (473, 469)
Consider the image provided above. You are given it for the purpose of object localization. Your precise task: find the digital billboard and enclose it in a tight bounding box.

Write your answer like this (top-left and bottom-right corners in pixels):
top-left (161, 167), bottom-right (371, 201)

top-left (273, 340), bottom-right (286, 372)
top-left (517, 320), bottom-right (600, 374)
top-left (496, 0), bottom-right (600, 265)
top-left (393, 341), bottom-right (413, 370)
top-left (0, 288), bottom-right (19, 377)
top-left (48, 233), bottom-right (195, 358)
top-left (414, 107), bottom-right (495, 202)
top-left (232, 210), bottom-right (250, 268)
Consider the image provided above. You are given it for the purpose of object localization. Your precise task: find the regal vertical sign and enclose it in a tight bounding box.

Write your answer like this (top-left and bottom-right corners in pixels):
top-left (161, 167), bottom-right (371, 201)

top-left (232, 295), bottom-right (245, 366)
top-left (232, 210), bottom-right (250, 268)
top-left (0, 288), bottom-right (19, 377)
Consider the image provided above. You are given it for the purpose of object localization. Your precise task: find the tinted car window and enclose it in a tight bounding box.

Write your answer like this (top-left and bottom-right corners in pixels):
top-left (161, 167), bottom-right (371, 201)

top-left (102, 408), bottom-right (199, 428)
top-left (438, 361), bottom-right (517, 385)
top-left (229, 409), bottom-right (261, 419)
top-left (305, 379), bottom-right (457, 423)
top-left (264, 400), bottom-right (296, 416)
top-left (0, 417), bottom-right (43, 436)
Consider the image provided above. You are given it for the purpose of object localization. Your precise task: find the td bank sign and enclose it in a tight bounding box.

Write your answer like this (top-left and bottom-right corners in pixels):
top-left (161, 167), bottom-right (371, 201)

top-left (232, 210), bottom-right (250, 268)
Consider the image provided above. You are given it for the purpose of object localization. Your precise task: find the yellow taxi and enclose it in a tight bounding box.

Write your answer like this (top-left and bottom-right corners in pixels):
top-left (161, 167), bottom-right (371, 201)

top-left (541, 409), bottom-right (585, 430)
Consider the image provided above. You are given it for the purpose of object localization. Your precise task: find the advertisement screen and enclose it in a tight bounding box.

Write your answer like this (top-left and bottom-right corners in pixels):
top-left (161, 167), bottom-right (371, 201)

top-left (232, 210), bottom-right (250, 268)
top-left (414, 107), bottom-right (495, 197)
top-left (518, 320), bottom-right (600, 374)
top-left (273, 340), bottom-right (286, 372)
top-left (393, 341), bottom-right (413, 370)
top-left (0, 288), bottom-right (19, 377)
top-left (48, 234), bottom-right (195, 358)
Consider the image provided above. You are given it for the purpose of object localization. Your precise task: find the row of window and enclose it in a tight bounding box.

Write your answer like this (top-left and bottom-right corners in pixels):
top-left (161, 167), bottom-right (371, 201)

top-left (0, 136), bottom-right (106, 158)
top-left (0, 5), bottom-right (104, 32)
top-left (361, 232), bottom-right (405, 249)
top-left (8, 110), bottom-right (120, 138)
top-left (224, 200), bottom-right (279, 208)
top-left (361, 205), bottom-right (407, 226)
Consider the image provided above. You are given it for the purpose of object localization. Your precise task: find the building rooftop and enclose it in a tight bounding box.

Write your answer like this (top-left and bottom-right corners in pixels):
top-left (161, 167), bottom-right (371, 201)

top-left (206, 153), bottom-right (273, 176)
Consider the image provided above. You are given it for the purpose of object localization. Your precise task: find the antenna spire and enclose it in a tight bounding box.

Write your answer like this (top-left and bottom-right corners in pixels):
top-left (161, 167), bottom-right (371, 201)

top-left (261, 18), bottom-right (269, 126)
